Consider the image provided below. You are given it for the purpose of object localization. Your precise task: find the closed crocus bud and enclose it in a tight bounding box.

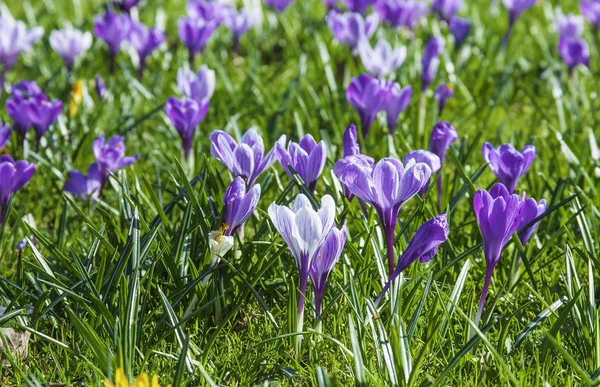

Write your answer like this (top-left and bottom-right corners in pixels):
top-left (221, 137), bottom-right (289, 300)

top-left (432, 0), bottom-right (463, 22)
top-left (178, 17), bottom-right (218, 66)
top-left (581, 0), bottom-right (600, 32)
top-left (421, 37), bottom-right (445, 91)
top-left (93, 11), bottom-right (132, 71)
top-left (374, 0), bottom-right (429, 30)
top-left (558, 37), bottom-right (590, 73)
top-left (382, 81), bottom-right (412, 133)
top-left (343, 0), bottom-right (377, 14)
top-left (345, 74), bottom-right (388, 139)
top-left (327, 10), bottom-right (379, 54)
top-left (482, 142), bottom-right (535, 194)
top-left (264, 0), bottom-right (295, 12)
top-left (434, 83), bottom-right (453, 115)
top-left (429, 121), bottom-right (458, 164)
top-left (358, 39), bottom-right (407, 79)
top-left (449, 16), bottom-right (470, 49)
top-left (92, 135), bottom-right (140, 188)
top-left (49, 27), bottom-right (93, 70)
top-left (276, 134), bottom-right (327, 191)
top-left (0, 156), bottom-right (35, 224)
top-left (128, 20), bottom-right (165, 79)
top-left (518, 197), bottom-right (546, 247)
top-left (222, 176), bottom-right (261, 236)
top-left (0, 12), bottom-right (44, 71)
top-left (338, 124), bottom-right (374, 201)
top-left (165, 97), bottom-right (209, 160)
top-left (402, 150), bottom-right (441, 196)
top-left (177, 65), bottom-right (216, 103)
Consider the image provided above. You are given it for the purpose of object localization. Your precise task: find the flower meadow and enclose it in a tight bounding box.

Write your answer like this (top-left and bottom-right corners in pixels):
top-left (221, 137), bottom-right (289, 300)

top-left (0, 0), bottom-right (599, 385)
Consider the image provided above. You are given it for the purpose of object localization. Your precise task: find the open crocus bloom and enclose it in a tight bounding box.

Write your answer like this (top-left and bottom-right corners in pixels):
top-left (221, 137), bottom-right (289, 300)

top-left (482, 142), bottom-right (535, 193)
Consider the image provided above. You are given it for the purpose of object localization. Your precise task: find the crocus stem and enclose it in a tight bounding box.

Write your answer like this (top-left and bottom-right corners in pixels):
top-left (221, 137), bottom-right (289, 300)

top-left (189, 50), bottom-right (195, 68)
top-left (109, 54), bottom-right (116, 74)
top-left (385, 224), bottom-right (396, 275)
top-left (137, 60), bottom-right (145, 81)
top-left (296, 267), bottom-right (309, 353)
top-left (476, 268), bottom-right (494, 326)
top-left (417, 91), bottom-right (426, 148)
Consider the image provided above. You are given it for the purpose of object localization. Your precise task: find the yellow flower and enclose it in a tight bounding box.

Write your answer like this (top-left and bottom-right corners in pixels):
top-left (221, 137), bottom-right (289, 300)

top-left (104, 369), bottom-right (162, 387)
top-left (69, 80), bottom-right (84, 117)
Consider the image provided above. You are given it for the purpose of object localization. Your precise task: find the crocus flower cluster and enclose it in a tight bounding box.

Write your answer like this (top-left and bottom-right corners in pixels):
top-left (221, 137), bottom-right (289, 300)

top-left (128, 20), bottom-right (165, 78)
top-left (421, 37), bottom-right (445, 91)
top-left (0, 156), bottom-right (35, 225)
top-left (482, 142), bottom-right (535, 194)
top-left (358, 39), bottom-right (406, 79)
top-left (6, 81), bottom-right (63, 148)
top-left (93, 11), bottom-right (132, 72)
top-left (276, 134), bottom-right (327, 191)
top-left (49, 27), bottom-right (93, 70)
top-left (375, 0), bottom-right (429, 30)
top-left (0, 12), bottom-right (43, 72)
top-left (555, 14), bottom-right (590, 73)
top-left (326, 10), bottom-right (379, 54)
top-left (581, 0), bottom-right (600, 32)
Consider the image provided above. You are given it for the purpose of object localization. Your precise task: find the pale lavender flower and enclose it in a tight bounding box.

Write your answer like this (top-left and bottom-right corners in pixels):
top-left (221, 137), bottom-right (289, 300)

top-left (375, 0), bottom-right (429, 30)
top-left (581, 0), bottom-right (600, 31)
top-left (0, 156), bottom-right (34, 224)
top-left (165, 97), bottom-right (209, 159)
top-left (382, 81), bottom-right (412, 133)
top-left (421, 37), bottom-right (445, 91)
top-left (310, 226), bottom-right (346, 317)
top-left (556, 14), bottom-right (584, 39)
top-left (225, 8), bottom-right (258, 51)
top-left (326, 10), bottom-right (379, 54)
top-left (358, 39), bottom-right (406, 79)
top-left (482, 142), bottom-right (535, 194)
top-left (177, 65), bottom-right (216, 103)
top-left (402, 150), bottom-right (440, 196)
top-left (276, 134), bottom-right (327, 191)
top-left (345, 74), bottom-right (388, 139)
top-left (0, 12), bottom-right (44, 70)
top-left (49, 27), bottom-right (93, 70)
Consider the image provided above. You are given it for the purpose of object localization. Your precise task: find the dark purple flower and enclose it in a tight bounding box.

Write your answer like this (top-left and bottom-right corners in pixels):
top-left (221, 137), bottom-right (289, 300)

top-left (117, 0), bottom-right (141, 13)
top-left (449, 16), bottom-right (470, 48)
top-left (65, 163), bottom-right (102, 200)
top-left (473, 183), bottom-right (525, 317)
top-left (0, 155), bottom-right (34, 224)
top-left (26, 98), bottom-right (63, 143)
top-left (211, 128), bottom-right (284, 186)
top-left (177, 65), bottom-right (215, 103)
top-left (95, 76), bottom-right (106, 98)
top-left (421, 37), bottom-right (445, 91)
top-left (343, 0), bottom-right (377, 14)
top-left (276, 134), bottom-right (327, 191)
top-left (581, 0), bottom-right (600, 31)
top-left (558, 37), bottom-right (590, 72)
top-left (434, 83), bottom-right (453, 115)
top-left (374, 0), bottom-right (429, 30)
top-left (165, 97), bottom-right (209, 159)
top-left (376, 213), bottom-right (448, 304)
top-left (178, 17), bottom-right (218, 64)
top-left (402, 150), bottom-right (440, 196)
top-left (429, 121), bottom-right (457, 164)
top-left (383, 81), bottom-right (412, 133)
top-left (338, 124), bottom-right (374, 201)
top-left (93, 11), bottom-right (132, 70)
top-left (309, 225), bottom-right (346, 317)
top-left (0, 13), bottom-right (43, 70)
top-left (128, 21), bottom-right (165, 78)
top-left (264, 0), bottom-right (295, 12)
top-left (49, 28), bottom-right (93, 70)
top-left (93, 135), bottom-right (140, 188)
top-left (0, 120), bottom-right (10, 148)
top-left (432, 0), bottom-right (462, 22)
top-left (518, 197), bottom-right (546, 247)
top-left (482, 142), bottom-right (535, 194)
top-left (222, 176), bottom-right (261, 236)
top-left (345, 74), bottom-right (388, 139)
top-left (503, 0), bottom-right (535, 27)
top-left (187, 0), bottom-right (230, 23)
top-left (358, 39), bottom-right (406, 78)
top-left (327, 10), bottom-right (379, 54)
top-left (333, 156), bottom-right (432, 273)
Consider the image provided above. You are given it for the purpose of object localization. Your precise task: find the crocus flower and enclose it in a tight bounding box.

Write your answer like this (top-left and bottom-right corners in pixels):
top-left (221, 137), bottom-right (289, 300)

top-left (482, 142), bottom-right (535, 194)
top-left (264, 0), bottom-right (295, 12)
top-left (276, 134), bottom-right (327, 191)
top-left (165, 97), bottom-right (209, 159)
top-left (93, 135), bottom-right (141, 188)
top-left (0, 12), bottom-right (44, 71)
top-left (429, 121), bottom-right (457, 203)
top-left (345, 74), bottom-right (388, 139)
top-left (434, 84), bottom-right (453, 115)
top-left (374, 0), bottom-right (429, 30)
top-left (49, 27), bottom-right (93, 70)
top-left (421, 37), bottom-right (445, 91)
top-left (93, 11), bottom-right (132, 72)
top-left (382, 81), bottom-right (412, 133)
top-left (473, 183), bottom-right (525, 317)
top-left (323, 0), bottom-right (339, 8)
top-left (502, 0), bottom-right (535, 41)
top-left (338, 124), bottom-right (374, 201)
top-left (358, 39), bottom-right (407, 79)
top-left (326, 10), bottom-right (379, 54)
top-left (117, 0), bottom-right (141, 13)
top-left (208, 228), bottom-right (234, 266)
top-left (268, 194), bottom-right (336, 337)
top-left (343, 0), bottom-right (377, 14)
top-left (518, 197), bottom-right (546, 247)
top-left (95, 76), bottom-right (106, 98)
top-left (376, 213), bottom-right (449, 304)
top-left (556, 14), bottom-right (584, 39)
top-left (222, 176), bottom-right (261, 236)
top-left (27, 97), bottom-right (63, 146)
top-left (128, 21), bottom-right (165, 79)
top-left (449, 16), bottom-right (470, 48)
top-left (65, 163), bottom-right (102, 200)
top-left (0, 121), bottom-right (9, 148)
top-left (558, 37), bottom-right (590, 73)
top-left (177, 65), bottom-right (216, 103)
top-left (581, 0), bottom-right (600, 32)
top-left (0, 156), bottom-right (34, 224)
top-left (309, 226), bottom-right (346, 317)
top-left (211, 128), bottom-right (284, 186)
top-left (178, 17), bottom-right (218, 66)
top-left (6, 82), bottom-right (40, 137)
top-left (402, 150), bottom-right (441, 196)
top-left (187, 0), bottom-right (230, 23)
top-left (333, 157), bottom-right (432, 273)
top-left (432, 0), bottom-right (462, 22)
top-left (225, 8), bottom-right (258, 51)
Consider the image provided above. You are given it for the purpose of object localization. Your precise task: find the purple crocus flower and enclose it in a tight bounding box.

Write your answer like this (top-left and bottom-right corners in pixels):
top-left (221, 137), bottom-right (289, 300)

top-left (429, 121), bottom-right (457, 203)
top-left (177, 65), bottom-right (216, 103)
top-left (165, 97), bottom-right (209, 159)
top-left (556, 14), bottom-right (584, 39)
top-left (434, 84), bottom-right (453, 115)
top-left (178, 17), bottom-right (218, 66)
top-left (0, 156), bottom-right (34, 224)
top-left (222, 176), bottom-right (261, 236)
top-left (268, 194), bottom-right (336, 338)
top-left (93, 135), bottom-right (140, 188)
top-left (26, 97), bottom-right (63, 146)
top-left (6, 82), bottom-right (40, 137)
top-left (323, 0), bottom-right (339, 8)
top-left (0, 120), bottom-right (10, 148)
top-left (264, 0), bottom-right (295, 12)
top-left (449, 16), bottom-right (470, 48)
top-left (502, 0), bottom-right (535, 41)
top-left (345, 74), bottom-right (388, 139)
top-left (358, 39), bottom-right (406, 79)
top-left (128, 21), bottom-right (165, 79)
top-left (187, 0), bottom-right (230, 23)
top-left (581, 0), bottom-right (600, 32)
top-left (376, 213), bottom-right (449, 304)
top-left (482, 142), bottom-right (535, 194)
top-left (402, 150), bottom-right (441, 196)
top-left (225, 8), bottom-right (258, 51)
top-left (421, 37), bottom-right (445, 91)
top-left (95, 76), bottom-right (106, 98)
top-left (518, 197), bottom-right (546, 247)
top-left (65, 163), bottom-right (102, 200)
top-left (558, 37), bottom-right (590, 73)
top-left (343, 0), bottom-right (377, 14)
top-left (49, 28), bottom-right (93, 70)
top-left (338, 124), bottom-right (374, 201)
top-left (309, 225), bottom-right (346, 317)
top-left (117, 0), bottom-right (141, 13)
top-left (0, 12), bottom-right (44, 71)
top-left (211, 128), bottom-right (284, 186)
top-left (326, 10), bottom-right (379, 54)
top-left (374, 0), bottom-right (429, 30)
top-left (432, 0), bottom-right (462, 22)
top-left (276, 134), bottom-right (327, 191)
top-left (473, 183), bottom-right (525, 318)
top-left (383, 81), bottom-right (412, 133)
top-left (333, 157), bottom-right (432, 273)
top-left (93, 11), bottom-right (132, 72)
